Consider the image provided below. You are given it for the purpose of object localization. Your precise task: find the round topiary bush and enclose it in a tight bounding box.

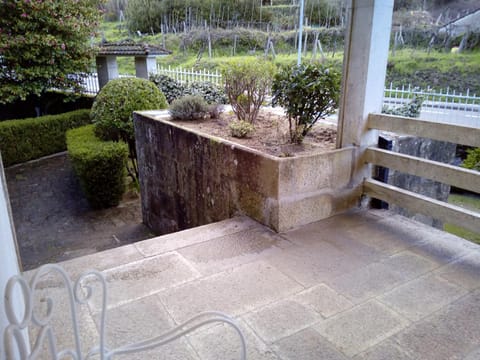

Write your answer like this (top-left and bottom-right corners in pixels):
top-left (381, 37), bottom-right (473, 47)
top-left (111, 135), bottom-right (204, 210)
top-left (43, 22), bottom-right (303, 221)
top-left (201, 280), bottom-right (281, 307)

top-left (91, 77), bottom-right (167, 183)
top-left (91, 77), bottom-right (168, 143)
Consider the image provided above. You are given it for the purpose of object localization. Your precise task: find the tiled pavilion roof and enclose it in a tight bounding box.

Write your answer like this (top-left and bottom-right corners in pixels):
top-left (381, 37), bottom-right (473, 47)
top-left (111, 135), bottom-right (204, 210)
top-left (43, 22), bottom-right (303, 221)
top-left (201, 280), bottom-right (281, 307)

top-left (97, 40), bottom-right (171, 56)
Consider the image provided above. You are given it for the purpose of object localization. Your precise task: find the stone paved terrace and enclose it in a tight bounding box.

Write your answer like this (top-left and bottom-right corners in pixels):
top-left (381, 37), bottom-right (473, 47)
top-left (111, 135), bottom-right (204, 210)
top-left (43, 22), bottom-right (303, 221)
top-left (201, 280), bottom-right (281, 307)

top-left (26, 209), bottom-right (480, 359)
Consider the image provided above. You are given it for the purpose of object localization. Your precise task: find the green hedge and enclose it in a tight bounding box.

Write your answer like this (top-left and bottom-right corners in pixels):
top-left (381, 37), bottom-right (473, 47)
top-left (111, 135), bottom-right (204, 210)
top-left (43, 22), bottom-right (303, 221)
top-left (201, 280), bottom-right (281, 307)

top-left (66, 125), bottom-right (128, 209)
top-left (0, 109), bottom-right (91, 167)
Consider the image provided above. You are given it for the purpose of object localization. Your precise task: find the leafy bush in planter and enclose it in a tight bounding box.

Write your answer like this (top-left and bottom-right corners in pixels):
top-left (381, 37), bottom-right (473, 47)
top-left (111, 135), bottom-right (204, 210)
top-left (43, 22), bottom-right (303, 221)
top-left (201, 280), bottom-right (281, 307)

top-left (91, 77), bottom-right (167, 182)
top-left (0, 109), bottom-right (91, 166)
top-left (169, 95), bottom-right (210, 120)
top-left (222, 59), bottom-right (276, 124)
top-left (229, 120), bottom-right (255, 138)
top-left (150, 74), bottom-right (186, 104)
top-left (67, 125), bottom-right (128, 209)
top-left (272, 63), bottom-right (340, 143)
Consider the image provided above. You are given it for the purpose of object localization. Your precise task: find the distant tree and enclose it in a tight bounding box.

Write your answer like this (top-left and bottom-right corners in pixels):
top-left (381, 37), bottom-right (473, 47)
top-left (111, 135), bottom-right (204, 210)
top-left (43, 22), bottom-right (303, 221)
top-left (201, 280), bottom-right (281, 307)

top-left (126, 0), bottom-right (266, 34)
top-left (126, 0), bottom-right (163, 34)
top-left (0, 0), bottom-right (104, 104)
top-left (102, 0), bottom-right (128, 22)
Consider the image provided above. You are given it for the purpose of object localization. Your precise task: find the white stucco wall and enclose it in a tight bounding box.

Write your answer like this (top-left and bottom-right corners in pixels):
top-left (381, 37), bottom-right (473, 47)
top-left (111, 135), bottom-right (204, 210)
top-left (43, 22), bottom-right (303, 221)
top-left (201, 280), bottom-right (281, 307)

top-left (0, 154), bottom-right (25, 360)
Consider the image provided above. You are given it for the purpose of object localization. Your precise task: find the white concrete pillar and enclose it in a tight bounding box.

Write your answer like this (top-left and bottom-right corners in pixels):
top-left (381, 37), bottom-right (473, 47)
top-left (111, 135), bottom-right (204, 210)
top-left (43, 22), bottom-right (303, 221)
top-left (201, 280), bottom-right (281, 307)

top-left (135, 56), bottom-right (157, 79)
top-left (0, 154), bottom-right (28, 360)
top-left (336, 0), bottom-right (394, 148)
top-left (96, 55), bottom-right (119, 89)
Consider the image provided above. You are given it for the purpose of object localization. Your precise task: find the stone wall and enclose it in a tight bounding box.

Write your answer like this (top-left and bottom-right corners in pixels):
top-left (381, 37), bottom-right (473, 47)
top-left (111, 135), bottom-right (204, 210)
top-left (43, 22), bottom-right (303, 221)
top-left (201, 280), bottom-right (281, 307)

top-left (134, 111), bottom-right (359, 234)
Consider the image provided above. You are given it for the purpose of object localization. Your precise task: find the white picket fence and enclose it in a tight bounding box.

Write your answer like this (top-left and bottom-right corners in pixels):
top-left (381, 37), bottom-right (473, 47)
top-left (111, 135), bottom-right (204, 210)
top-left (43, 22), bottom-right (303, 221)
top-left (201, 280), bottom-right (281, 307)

top-left (383, 82), bottom-right (479, 111)
top-left (156, 65), bottom-right (222, 85)
top-left (82, 67), bottom-right (221, 95)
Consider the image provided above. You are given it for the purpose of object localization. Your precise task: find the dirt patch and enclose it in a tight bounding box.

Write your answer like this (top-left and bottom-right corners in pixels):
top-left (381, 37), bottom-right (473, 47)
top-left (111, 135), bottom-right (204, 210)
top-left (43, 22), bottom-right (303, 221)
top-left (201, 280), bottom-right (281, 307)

top-left (173, 107), bottom-right (337, 157)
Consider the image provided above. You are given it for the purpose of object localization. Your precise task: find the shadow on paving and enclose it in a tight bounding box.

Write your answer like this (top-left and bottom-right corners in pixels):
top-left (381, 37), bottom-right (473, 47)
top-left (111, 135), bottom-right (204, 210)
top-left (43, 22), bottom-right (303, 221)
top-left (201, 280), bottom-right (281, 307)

top-left (5, 153), bottom-right (155, 270)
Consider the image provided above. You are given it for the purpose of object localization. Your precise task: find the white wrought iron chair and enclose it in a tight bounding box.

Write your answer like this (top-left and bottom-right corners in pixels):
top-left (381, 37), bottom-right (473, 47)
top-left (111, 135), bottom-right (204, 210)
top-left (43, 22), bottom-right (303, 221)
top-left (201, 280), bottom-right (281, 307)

top-left (3, 263), bottom-right (246, 360)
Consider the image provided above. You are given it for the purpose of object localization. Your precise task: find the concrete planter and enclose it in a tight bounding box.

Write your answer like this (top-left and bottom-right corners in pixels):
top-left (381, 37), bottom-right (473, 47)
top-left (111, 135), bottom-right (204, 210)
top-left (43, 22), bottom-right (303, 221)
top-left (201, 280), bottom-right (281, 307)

top-left (134, 111), bottom-right (360, 234)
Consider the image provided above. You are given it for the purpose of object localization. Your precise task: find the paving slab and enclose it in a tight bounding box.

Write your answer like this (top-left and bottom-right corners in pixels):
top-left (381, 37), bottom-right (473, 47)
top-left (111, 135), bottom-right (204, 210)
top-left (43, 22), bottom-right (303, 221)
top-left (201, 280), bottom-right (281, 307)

top-left (327, 261), bottom-right (404, 303)
top-left (352, 339), bottom-right (414, 360)
top-left (342, 216), bottom-right (423, 256)
top-left (380, 250), bottom-right (437, 278)
top-left (93, 295), bottom-right (198, 360)
top-left (392, 290), bottom-right (480, 360)
top-left (328, 251), bottom-right (436, 303)
top-left (188, 319), bottom-right (278, 360)
top-left (159, 261), bottom-right (303, 324)
top-left (27, 287), bottom-right (99, 358)
top-left (408, 234), bottom-right (474, 266)
top-left (285, 221), bottom-right (386, 264)
top-left (464, 346), bottom-right (480, 360)
top-left (379, 274), bottom-right (467, 321)
top-left (178, 227), bottom-right (289, 275)
top-left (87, 253), bottom-right (200, 312)
top-left (135, 216), bottom-right (260, 257)
top-left (306, 209), bottom-right (383, 229)
top-left (266, 240), bottom-right (368, 287)
top-left (435, 251), bottom-right (480, 290)
top-left (315, 300), bottom-right (410, 357)
top-left (53, 244), bottom-right (144, 281)
top-left (271, 328), bottom-right (349, 360)
top-left (242, 299), bottom-right (321, 343)
top-left (293, 284), bottom-right (354, 318)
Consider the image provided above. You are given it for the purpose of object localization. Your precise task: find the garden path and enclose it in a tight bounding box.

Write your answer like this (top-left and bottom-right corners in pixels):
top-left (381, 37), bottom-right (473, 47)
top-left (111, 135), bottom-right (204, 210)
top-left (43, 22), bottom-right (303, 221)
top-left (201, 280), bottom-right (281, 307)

top-left (5, 153), bottom-right (153, 270)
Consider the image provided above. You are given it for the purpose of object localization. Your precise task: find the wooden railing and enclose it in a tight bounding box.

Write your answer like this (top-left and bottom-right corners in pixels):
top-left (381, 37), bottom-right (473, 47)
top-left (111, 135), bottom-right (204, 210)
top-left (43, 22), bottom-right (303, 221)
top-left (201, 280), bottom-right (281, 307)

top-left (364, 113), bottom-right (480, 234)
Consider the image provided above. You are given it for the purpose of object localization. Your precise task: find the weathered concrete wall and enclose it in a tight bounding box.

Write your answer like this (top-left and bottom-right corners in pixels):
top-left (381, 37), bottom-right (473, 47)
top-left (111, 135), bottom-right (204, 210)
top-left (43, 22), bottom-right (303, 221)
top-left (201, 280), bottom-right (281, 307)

top-left (381, 133), bottom-right (456, 228)
top-left (134, 111), bottom-right (358, 234)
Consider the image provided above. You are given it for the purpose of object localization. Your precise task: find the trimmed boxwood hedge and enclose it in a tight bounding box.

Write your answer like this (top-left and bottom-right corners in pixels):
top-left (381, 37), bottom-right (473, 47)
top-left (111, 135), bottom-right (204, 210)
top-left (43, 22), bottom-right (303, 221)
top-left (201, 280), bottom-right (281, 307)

top-left (66, 125), bottom-right (128, 209)
top-left (0, 109), bottom-right (91, 167)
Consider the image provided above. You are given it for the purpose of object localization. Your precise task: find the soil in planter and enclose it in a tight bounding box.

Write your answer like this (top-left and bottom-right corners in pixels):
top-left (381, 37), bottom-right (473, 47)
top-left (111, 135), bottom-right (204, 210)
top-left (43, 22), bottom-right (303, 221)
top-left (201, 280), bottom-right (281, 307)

top-left (173, 108), bottom-right (337, 157)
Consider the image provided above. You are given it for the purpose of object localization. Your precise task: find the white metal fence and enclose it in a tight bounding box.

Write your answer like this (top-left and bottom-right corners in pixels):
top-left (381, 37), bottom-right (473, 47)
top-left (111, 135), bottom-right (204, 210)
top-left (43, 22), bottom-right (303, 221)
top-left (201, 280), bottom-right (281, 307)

top-left (82, 73), bottom-right (134, 95)
top-left (383, 82), bottom-right (479, 111)
top-left (383, 83), bottom-right (480, 127)
top-left (83, 73), bottom-right (100, 95)
top-left (82, 67), bottom-right (221, 95)
top-left (156, 65), bottom-right (222, 85)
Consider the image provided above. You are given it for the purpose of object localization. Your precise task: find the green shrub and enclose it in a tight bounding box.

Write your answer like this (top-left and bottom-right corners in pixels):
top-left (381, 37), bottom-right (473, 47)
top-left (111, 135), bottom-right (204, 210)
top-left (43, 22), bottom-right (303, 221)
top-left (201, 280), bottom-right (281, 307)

top-left (150, 74), bottom-right (227, 105)
top-left (463, 148), bottom-right (480, 172)
top-left (149, 74), bottom-right (186, 104)
top-left (91, 77), bottom-right (167, 182)
top-left (272, 63), bottom-right (340, 143)
top-left (92, 77), bottom-right (168, 143)
top-left (382, 96), bottom-right (423, 118)
top-left (185, 81), bottom-right (227, 104)
top-left (67, 125), bottom-right (128, 209)
top-left (229, 120), bottom-right (255, 138)
top-left (222, 59), bottom-right (276, 124)
top-left (0, 109), bottom-right (91, 167)
top-left (169, 95), bottom-right (210, 120)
